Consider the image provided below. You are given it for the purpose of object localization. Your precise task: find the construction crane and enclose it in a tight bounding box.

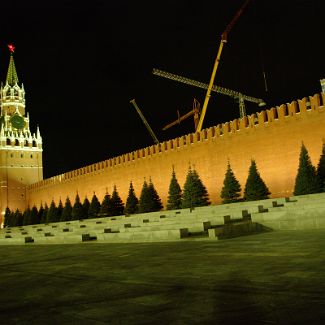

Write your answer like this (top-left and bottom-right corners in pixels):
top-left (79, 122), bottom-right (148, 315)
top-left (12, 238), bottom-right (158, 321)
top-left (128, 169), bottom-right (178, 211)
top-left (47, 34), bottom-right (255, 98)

top-left (153, 68), bottom-right (266, 119)
top-left (130, 99), bottom-right (159, 145)
top-left (162, 98), bottom-right (201, 131)
top-left (196, 0), bottom-right (252, 132)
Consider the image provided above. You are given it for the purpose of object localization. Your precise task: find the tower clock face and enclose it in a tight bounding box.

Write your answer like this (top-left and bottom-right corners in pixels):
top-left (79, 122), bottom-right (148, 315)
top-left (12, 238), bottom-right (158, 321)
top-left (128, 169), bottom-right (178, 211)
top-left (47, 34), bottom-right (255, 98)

top-left (10, 114), bottom-right (25, 129)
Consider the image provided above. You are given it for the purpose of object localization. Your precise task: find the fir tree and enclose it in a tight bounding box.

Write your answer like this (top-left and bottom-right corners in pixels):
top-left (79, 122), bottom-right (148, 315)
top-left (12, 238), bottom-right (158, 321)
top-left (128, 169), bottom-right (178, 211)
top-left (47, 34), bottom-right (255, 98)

top-left (100, 193), bottom-right (112, 217)
top-left (11, 209), bottom-right (19, 227)
top-left (30, 206), bottom-right (39, 225)
top-left (166, 169), bottom-right (182, 210)
top-left (3, 207), bottom-right (11, 228)
top-left (294, 143), bottom-right (321, 195)
top-left (139, 179), bottom-right (162, 213)
top-left (124, 182), bottom-right (139, 215)
top-left (56, 197), bottom-right (63, 222)
top-left (9, 209), bottom-right (16, 227)
top-left (7, 210), bottom-right (15, 228)
top-left (244, 160), bottom-right (270, 201)
top-left (57, 199), bottom-right (63, 221)
top-left (147, 179), bottom-right (163, 212)
top-left (40, 204), bottom-right (48, 224)
top-left (139, 180), bottom-right (151, 213)
top-left (88, 193), bottom-right (101, 219)
top-left (23, 206), bottom-right (32, 226)
top-left (47, 200), bottom-right (58, 223)
top-left (182, 167), bottom-right (210, 209)
top-left (37, 204), bottom-right (44, 224)
top-left (71, 193), bottom-right (84, 220)
top-left (220, 162), bottom-right (242, 204)
top-left (317, 141), bottom-right (325, 192)
top-left (110, 185), bottom-right (125, 216)
top-left (16, 209), bottom-right (24, 227)
top-left (61, 197), bottom-right (72, 222)
top-left (82, 197), bottom-right (90, 219)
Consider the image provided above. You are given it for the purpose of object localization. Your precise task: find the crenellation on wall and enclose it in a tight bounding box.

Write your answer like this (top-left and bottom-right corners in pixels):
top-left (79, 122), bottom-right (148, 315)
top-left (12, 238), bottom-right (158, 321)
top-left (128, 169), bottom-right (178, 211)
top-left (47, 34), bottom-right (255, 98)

top-left (248, 113), bottom-right (257, 128)
top-left (257, 110), bottom-right (267, 125)
top-left (221, 122), bottom-right (228, 136)
top-left (266, 108), bottom-right (274, 122)
top-left (287, 100), bottom-right (299, 115)
top-left (309, 93), bottom-right (321, 111)
top-left (298, 97), bottom-right (308, 114)
top-left (276, 104), bottom-right (287, 120)
top-left (322, 93), bottom-right (325, 107)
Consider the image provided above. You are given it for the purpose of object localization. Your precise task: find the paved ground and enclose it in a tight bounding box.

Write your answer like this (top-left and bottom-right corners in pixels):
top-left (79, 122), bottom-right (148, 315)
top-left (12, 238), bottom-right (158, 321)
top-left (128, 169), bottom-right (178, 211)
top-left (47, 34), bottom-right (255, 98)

top-left (0, 230), bottom-right (325, 325)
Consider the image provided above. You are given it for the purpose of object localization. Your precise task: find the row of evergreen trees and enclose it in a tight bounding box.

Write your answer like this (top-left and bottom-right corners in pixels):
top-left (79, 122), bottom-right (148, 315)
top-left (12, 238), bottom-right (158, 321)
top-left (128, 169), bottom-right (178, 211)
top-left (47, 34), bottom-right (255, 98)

top-left (4, 141), bottom-right (325, 228)
top-left (1, 160), bottom-right (269, 227)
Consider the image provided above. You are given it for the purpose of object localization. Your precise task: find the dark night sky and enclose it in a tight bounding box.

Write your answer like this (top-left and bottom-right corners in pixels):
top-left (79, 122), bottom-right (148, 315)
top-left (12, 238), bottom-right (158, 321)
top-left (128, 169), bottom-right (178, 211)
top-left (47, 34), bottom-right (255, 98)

top-left (0, 0), bottom-right (324, 179)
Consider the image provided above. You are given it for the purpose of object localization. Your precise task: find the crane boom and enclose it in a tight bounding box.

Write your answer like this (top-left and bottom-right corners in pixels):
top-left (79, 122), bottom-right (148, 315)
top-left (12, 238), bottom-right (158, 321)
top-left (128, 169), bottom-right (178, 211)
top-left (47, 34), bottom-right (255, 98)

top-left (152, 68), bottom-right (265, 105)
top-left (130, 99), bottom-right (159, 145)
top-left (196, 0), bottom-right (252, 132)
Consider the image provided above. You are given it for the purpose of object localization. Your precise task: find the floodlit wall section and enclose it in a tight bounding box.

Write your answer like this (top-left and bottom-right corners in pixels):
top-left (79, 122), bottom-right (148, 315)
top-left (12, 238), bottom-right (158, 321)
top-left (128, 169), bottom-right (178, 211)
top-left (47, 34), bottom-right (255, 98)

top-left (27, 93), bottom-right (325, 208)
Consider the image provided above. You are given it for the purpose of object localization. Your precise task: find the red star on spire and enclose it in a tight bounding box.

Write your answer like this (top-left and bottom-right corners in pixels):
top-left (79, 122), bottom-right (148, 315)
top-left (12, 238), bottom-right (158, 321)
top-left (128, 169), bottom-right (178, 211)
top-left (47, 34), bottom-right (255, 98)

top-left (8, 44), bottom-right (15, 53)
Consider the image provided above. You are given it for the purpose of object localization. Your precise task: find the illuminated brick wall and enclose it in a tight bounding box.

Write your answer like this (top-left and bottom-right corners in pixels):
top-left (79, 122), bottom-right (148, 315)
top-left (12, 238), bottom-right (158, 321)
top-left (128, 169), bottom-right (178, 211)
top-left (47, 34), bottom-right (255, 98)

top-left (27, 93), bottom-right (325, 209)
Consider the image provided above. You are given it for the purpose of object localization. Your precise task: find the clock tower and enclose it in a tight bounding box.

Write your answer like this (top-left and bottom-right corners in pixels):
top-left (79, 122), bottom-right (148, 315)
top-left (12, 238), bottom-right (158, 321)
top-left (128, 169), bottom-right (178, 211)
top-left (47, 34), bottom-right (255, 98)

top-left (0, 46), bottom-right (43, 226)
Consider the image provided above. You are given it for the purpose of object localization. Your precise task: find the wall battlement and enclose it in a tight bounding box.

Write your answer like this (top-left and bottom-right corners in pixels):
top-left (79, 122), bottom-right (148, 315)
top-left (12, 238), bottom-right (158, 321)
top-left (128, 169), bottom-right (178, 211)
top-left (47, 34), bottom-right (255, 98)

top-left (28, 92), bottom-right (325, 193)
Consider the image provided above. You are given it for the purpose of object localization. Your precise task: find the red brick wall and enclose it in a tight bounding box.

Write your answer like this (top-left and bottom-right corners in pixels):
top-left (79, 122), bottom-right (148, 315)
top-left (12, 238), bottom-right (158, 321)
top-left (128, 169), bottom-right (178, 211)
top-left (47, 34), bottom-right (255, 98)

top-left (27, 93), bottom-right (325, 209)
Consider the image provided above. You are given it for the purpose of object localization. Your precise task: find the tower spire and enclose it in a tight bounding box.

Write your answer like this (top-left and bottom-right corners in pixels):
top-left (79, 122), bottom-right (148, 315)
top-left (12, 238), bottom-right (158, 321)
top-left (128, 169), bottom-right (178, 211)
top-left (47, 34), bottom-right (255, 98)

top-left (6, 44), bottom-right (19, 86)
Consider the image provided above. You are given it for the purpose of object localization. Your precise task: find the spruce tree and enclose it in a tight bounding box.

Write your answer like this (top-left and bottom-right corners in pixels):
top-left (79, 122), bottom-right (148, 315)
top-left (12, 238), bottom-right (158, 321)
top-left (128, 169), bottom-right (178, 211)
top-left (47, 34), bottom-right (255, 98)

top-left (47, 200), bottom-right (58, 223)
top-left (82, 197), bottom-right (90, 219)
top-left (7, 210), bottom-right (15, 228)
top-left (16, 209), bottom-right (24, 227)
top-left (11, 209), bottom-right (19, 227)
top-left (166, 169), bottom-right (182, 210)
top-left (30, 206), bottom-right (39, 225)
top-left (40, 204), bottom-right (48, 224)
top-left (124, 182), bottom-right (139, 215)
top-left (61, 197), bottom-right (72, 222)
top-left (182, 167), bottom-right (210, 209)
top-left (220, 162), bottom-right (242, 204)
top-left (57, 199), bottom-right (63, 221)
top-left (3, 207), bottom-right (11, 228)
top-left (37, 204), bottom-right (44, 224)
top-left (88, 193), bottom-right (101, 219)
top-left (317, 141), bottom-right (325, 192)
top-left (100, 193), bottom-right (112, 217)
top-left (110, 185), bottom-right (125, 216)
top-left (71, 193), bottom-right (84, 220)
top-left (244, 160), bottom-right (270, 201)
top-left (147, 179), bottom-right (163, 212)
top-left (294, 143), bottom-right (321, 195)
top-left (139, 180), bottom-right (151, 213)
top-left (23, 206), bottom-right (32, 226)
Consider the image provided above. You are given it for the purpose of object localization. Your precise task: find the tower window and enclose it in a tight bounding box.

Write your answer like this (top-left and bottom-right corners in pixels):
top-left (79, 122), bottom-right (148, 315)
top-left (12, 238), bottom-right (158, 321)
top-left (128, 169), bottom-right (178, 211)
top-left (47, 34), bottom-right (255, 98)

top-left (30, 154), bottom-right (33, 158)
top-left (10, 153), bottom-right (13, 158)
top-left (6, 138), bottom-right (11, 145)
top-left (32, 140), bottom-right (37, 147)
top-left (15, 139), bottom-right (19, 146)
top-left (21, 154), bottom-right (24, 158)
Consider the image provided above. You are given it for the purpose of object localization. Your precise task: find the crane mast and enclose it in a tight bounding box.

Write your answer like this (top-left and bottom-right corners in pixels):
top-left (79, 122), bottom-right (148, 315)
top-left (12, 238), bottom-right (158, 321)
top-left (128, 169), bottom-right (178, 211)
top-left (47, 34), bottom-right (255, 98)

top-left (196, 0), bottom-right (252, 132)
top-left (152, 68), bottom-right (266, 118)
top-left (130, 99), bottom-right (159, 145)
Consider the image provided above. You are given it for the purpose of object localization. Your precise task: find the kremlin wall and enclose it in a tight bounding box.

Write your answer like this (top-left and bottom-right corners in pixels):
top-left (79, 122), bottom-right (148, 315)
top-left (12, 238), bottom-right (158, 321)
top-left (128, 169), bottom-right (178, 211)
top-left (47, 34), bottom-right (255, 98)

top-left (26, 92), bottom-right (325, 209)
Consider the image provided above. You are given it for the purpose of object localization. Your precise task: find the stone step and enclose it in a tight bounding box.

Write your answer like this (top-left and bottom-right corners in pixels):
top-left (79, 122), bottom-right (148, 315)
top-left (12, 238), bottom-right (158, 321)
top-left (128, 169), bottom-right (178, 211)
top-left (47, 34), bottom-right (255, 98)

top-left (96, 228), bottom-right (189, 243)
top-left (119, 221), bottom-right (211, 233)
